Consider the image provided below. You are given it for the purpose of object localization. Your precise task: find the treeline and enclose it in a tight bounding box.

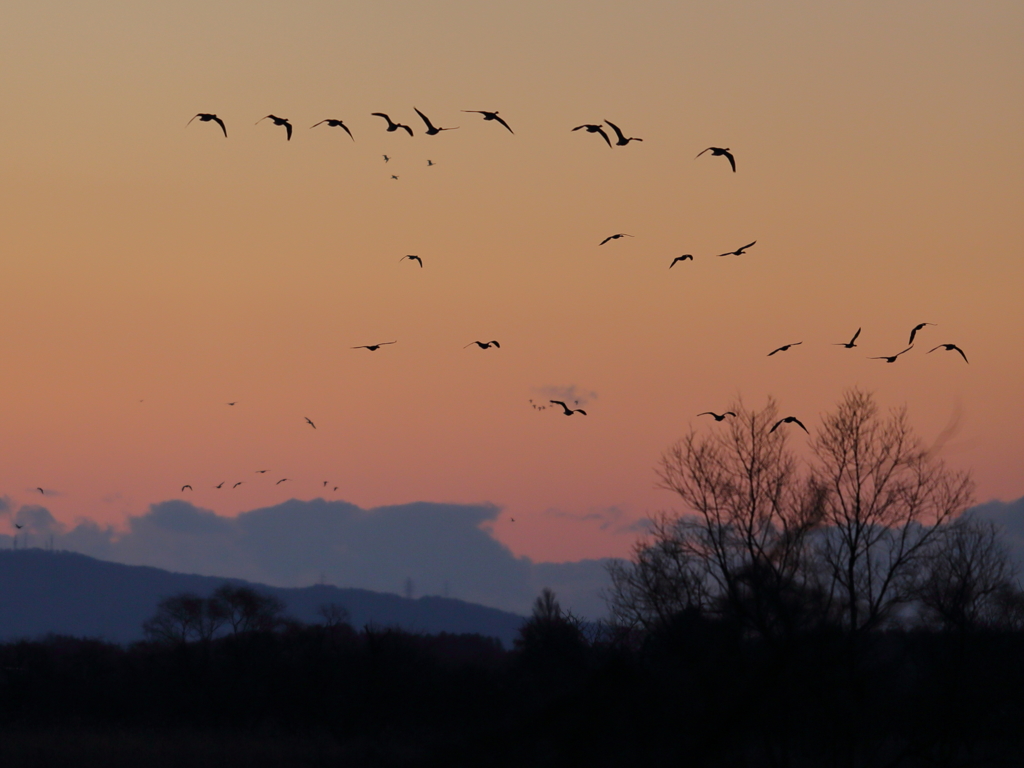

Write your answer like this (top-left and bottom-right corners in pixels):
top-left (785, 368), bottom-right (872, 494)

top-left (0, 586), bottom-right (1022, 767)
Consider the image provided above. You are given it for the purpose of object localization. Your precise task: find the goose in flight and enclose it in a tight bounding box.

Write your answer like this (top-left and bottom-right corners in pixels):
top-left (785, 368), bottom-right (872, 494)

top-left (400, 255), bottom-right (423, 267)
top-left (465, 340), bottom-right (500, 349)
top-left (698, 411), bottom-right (736, 421)
top-left (391, 175), bottom-right (399, 180)
top-left (768, 342), bottom-right (802, 356)
top-left (696, 146), bottom-right (736, 172)
top-left (928, 344), bottom-right (968, 363)
top-left (870, 345), bottom-right (914, 363)
top-left (187, 113), bottom-right (227, 137)
top-left (256, 115), bottom-right (293, 141)
top-left (353, 341), bottom-right (397, 351)
top-left (670, 254), bottom-right (693, 268)
top-left (215, 482), bottom-right (224, 489)
top-left (908, 322), bottom-right (936, 345)
top-left (14, 523), bottom-right (24, 530)
top-left (604, 120), bottom-right (642, 145)
top-left (462, 110), bottom-right (514, 134)
top-left (550, 400), bottom-right (587, 416)
top-left (226, 402), bottom-right (237, 406)
top-left (305, 417), bottom-right (316, 429)
top-left (834, 328), bottom-right (861, 348)
top-left (372, 113), bottom-right (414, 136)
top-left (427, 159), bottom-right (435, 166)
top-left (36, 487), bottom-right (44, 494)
top-left (256, 469), bottom-right (269, 474)
top-left (572, 124), bottom-right (612, 148)
top-left (233, 482), bottom-right (243, 488)
top-left (415, 108), bottom-right (458, 135)
top-left (181, 485), bottom-right (193, 492)
top-left (276, 478), bottom-right (289, 485)
top-left (310, 119), bottom-right (354, 140)
top-left (600, 233), bottom-right (633, 245)
top-left (383, 155), bottom-right (391, 163)
top-left (718, 241), bottom-right (756, 257)
top-left (770, 416), bottom-right (809, 434)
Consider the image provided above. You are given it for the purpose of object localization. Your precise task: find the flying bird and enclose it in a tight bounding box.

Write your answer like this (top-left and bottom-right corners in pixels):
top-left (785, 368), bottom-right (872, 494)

top-left (181, 485), bottom-right (193, 491)
top-left (718, 241), bottom-right (756, 257)
top-left (256, 115), bottom-right (293, 141)
top-left (465, 340), bottom-right (500, 349)
top-left (310, 119), bottom-right (354, 140)
top-left (770, 416), bottom-right (809, 434)
top-left (276, 478), bottom-right (289, 485)
top-left (768, 342), bottom-right (802, 356)
top-left (226, 402), bottom-right (237, 406)
top-left (187, 113), bottom-right (227, 137)
top-left (415, 108), bottom-right (458, 135)
top-left (36, 487), bottom-right (44, 494)
top-left (698, 412), bottom-right (736, 421)
top-left (323, 481), bottom-right (329, 487)
top-left (462, 110), bottom-right (514, 134)
top-left (600, 233), bottom-right (633, 245)
top-left (696, 146), bottom-right (736, 172)
top-left (256, 470), bottom-right (269, 474)
top-left (400, 255), bottom-right (423, 267)
top-left (550, 400), bottom-right (587, 416)
top-left (305, 417), bottom-right (316, 429)
top-left (353, 341), bottom-right (397, 351)
top-left (215, 482), bottom-right (224, 489)
top-left (670, 255), bottom-right (694, 268)
top-left (427, 159), bottom-right (435, 166)
top-left (572, 124), bottom-right (612, 148)
top-left (383, 155), bottom-right (391, 163)
top-left (372, 113), bottom-right (414, 136)
top-left (908, 322), bottom-right (936, 345)
top-left (14, 523), bottom-right (23, 530)
top-left (870, 345), bottom-right (914, 363)
top-left (928, 344), bottom-right (969, 363)
top-left (391, 175), bottom-right (399, 180)
top-left (233, 482), bottom-right (243, 488)
top-left (604, 120), bottom-right (642, 146)
top-left (834, 328), bottom-right (861, 348)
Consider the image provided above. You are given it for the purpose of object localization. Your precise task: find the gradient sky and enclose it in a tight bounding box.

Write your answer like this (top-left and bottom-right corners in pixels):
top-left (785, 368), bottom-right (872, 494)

top-left (1, 0), bottom-right (1021, 563)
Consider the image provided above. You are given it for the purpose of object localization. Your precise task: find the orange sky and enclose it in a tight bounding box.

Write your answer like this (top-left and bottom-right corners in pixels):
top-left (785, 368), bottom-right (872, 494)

top-left (1, 0), bottom-right (1022, 562)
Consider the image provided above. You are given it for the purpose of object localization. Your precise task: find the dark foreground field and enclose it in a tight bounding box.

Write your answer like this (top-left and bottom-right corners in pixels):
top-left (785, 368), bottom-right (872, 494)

top-left (2, 612), bottom-right (1023, 768)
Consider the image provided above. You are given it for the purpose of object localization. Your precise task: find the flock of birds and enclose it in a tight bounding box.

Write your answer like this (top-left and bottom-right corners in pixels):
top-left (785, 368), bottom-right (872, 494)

top-left (15, 106), bottom-right (969, 511)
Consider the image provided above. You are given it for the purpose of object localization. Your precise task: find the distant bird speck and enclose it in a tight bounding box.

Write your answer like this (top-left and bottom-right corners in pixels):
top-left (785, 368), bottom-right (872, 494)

top-left (383, 154), bottom-right (391, 163)
top-left (400, 255), bottom-right (423, 268)
top-left (670, 255), bottom-right (693, 268)
top-left (187, 113), bottom-right (227, 137)
top-left (36, 487), bottom-right (44, 494)
top-left (465, 340), bottom-right (500, 349)
top-left (215, 482), bottom-right (224, 489)
top-left (928, 344), bottom-right (968, 363)
top-left (233, 482), bottom-right (243, 488)
top-left (305, 417), bottom-right (316, 429)
top-left (181, 485), bottom-right (193, 491)
top-left (353, 341), bottom-right (397, 351)
top-left (600, 233), bottom-right (633, 245)
top-left (698, 412), bottom-right (736, 422)
top-left (718, 241), bottom-right (756, 257)
top-left (696, 146), bottom-right (736, 172)
top-left (834, 328), bottom-right (861, 349)
top-left (276, 478), bottom-right (289, 485)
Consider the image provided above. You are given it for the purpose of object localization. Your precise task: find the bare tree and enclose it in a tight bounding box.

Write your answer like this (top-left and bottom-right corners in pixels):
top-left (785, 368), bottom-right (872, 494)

top-left (143, 592), bottom-right (225, 644)
top-left (918, 516), bottom-right (1017, 631)
top-left (212, 584), bottom-right (285, 634)
top-left (811, 389), bottom-right (974, 633)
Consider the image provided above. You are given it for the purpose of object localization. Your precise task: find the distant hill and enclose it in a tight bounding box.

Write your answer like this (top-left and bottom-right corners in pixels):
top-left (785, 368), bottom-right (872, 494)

top-left (0, 549), bottom-right (526, 647)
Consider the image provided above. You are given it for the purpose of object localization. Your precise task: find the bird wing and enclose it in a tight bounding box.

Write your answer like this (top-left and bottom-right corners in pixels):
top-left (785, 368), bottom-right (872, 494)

top-left (740, 241), bottom-right (756, 251)
top-left (792, 418), bottom-right (809, 433)
top-left (340, 123), bottom-right (354, 140)
top-left (414, 257), bottom-right (422, 266)
top-left (768, 347), bottom-right (782, 356)
top-left (595, 127), bottom-right (612, 147)
top-left (311, 120), bottom-right (327, 128)
top-left (724, 150), bottom-right (736, 172)
top-left (400, 124), bottom-right (413, 136)
top-left (954, 346), bottom-right (968, 363)
top-left (489, 341), bottom-right (500, 347)
top-left (770, 420), bottom-right (783, 433)
top-left (493, 114), bottom-right (514, 134)
top-left (187, 114), bottom-right (201, 126)
top-left (851, 328), bottom-right (861, 343)
top-left (550, 400), bottom-right (567, 407)
top-left (697, 412), bottom-right (714, 417)
top-left (284, 122), bottom-right (292, 140)
top-left (371, 113), bottom-right (390, 122)
top-left (897, 345), bottom-right (914, 356)
top-left (414, 108), bottom-right (435, 131)
top-left (572, 125), bottom-right (586, 132)
top-left (207, 116), bottom-right (226, 136)
top-left (725, 412), bottom-right (737, 417)
top-left (599, 236), bottom-right (613, 245)
top-left (605, 120), bottom-right (626, 142)
top-left (575, 409), bottom-right (587, 415)
top-left (695, 148), bottom-right (711, 158)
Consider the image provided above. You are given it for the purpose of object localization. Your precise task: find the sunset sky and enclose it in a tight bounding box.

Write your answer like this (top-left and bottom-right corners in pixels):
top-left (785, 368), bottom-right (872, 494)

top-left (1, 0), bottom-right (1021, 564)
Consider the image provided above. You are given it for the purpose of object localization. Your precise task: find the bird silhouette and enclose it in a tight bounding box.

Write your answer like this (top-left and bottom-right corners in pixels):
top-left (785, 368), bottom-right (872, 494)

top-left (550, 400), bottom-right (587, 416)
top-left (768, 342), bottom-right (802, 356)
top-left (310, 119), bottom-right (354, 140)
top-left (372, 113), bottom-right (414, 136)
top-left (400, 255), bottom-right (423, 267)
top-left (834, 328), bottom-right (862, 348)
top-left (928, 344), bottom-right (969, 363)
top-left (256, 470), bottom-right (270, 474)
top-left (427, 159), bottom-right (435, 166)
top-left (353, 341), bottom-right (397, 351)
top-left (181, 485), bottom-right (193, 491)
top-left (465, 340), bottom-right (500, 349)
top-left (14, 523), bottom-right (24, 530)
top-left (698, 412), bottom-right (736, 421)
top-left (256, 115), bottom-right (293, 141)
top-left (572, 124), bottom-right (612, 148)
top-left (718, 241), bottom-right (756, 257)
top-left (226, 402), bottom-right (237, 406)
top-left (770, 416), bottom-right (809, 434)
top-left (670, 255), bottom-right (694, 268)
top-left (233, 482), bottom-right (243, 488)
top-left (908, 322), bottom-right (936, 345)
top-left (415, 108), bottom-right (458, 135)
top-left (187, 113), bottom-right (227, 137)
top-left (323, 481), bottom-right (329, 487)
top-left (276, 478), bottom-right (289, 485)
top-left (870, 345), bottom-right (914, 363)
top-left (600, 233), bottom-right (633, 245)
top-left (215, 482), bottom-right (224, 489)
top-left (604, 120), bottom-right (642, 145)
top-left (391, 175), bottom-right (399, 180)
top-left (383, 155), bottom-right (391, 163)
top-left (305, 417), bottom-right (316, 429)
top-left (36, 487), bottom-right (44, 494)
top-left (462, 110), bottom-right (514, 134)
top-left (696, 146), bottom-right (736, 172)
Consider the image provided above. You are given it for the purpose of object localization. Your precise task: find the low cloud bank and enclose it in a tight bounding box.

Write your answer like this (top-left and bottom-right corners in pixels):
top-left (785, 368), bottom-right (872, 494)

top-left (0, 499), bottom-right (612, 617)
